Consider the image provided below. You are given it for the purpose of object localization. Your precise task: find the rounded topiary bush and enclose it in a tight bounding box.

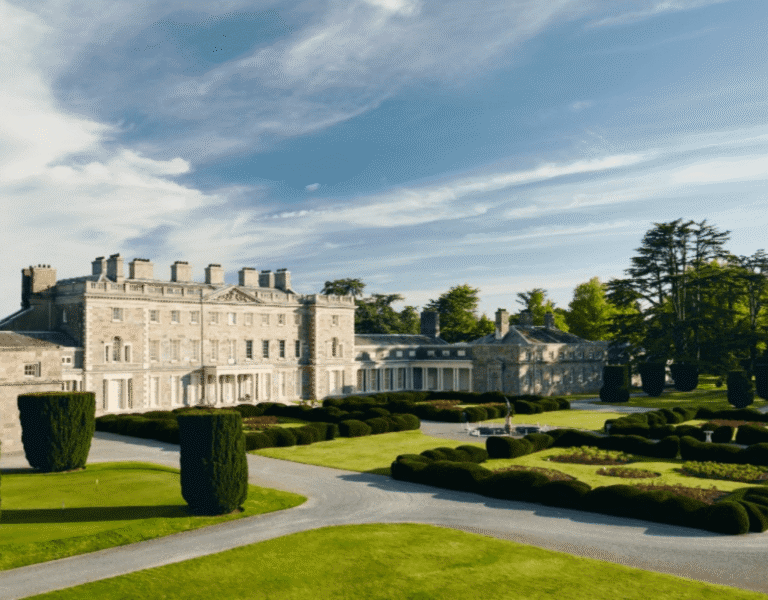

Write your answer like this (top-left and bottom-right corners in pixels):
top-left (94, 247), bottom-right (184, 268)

top-left (178, 411), bottom-right (248, 515)
top-left (305, 421), bottom-right (339, 441)
top-left (395, 413), bottom-right (421, 431)
top-left (727, 371), bottom-right (754, 409)
top-left (365, 417), bottom-right (391, 434)
top-left (479, 470), bottom-right (549, 501)
top-left (538, 480), bottom-right (591, 509)
top-left (244, 431), bottom-right (272, 450)
top-left (456, 445), bottom-right (489, 463)
top-left (17, 392), bottom-right (96, 472)
top-left (600, 365), bottom-right (630, 403)
top-left (339, 419), bottom-right (372, 438)
top-left (485, 437), bottom-right (533, 459)
top-left (263, 427), bottom-right (297, 447)
top-left (292, 427), bottom-right (319, 445)
top-left (755, 363), bottom-right (768, 401)
top-left (703, 502), bottom-right (750, 535)
top-left (638, 362), bottom-right (665, 397)
top-left (670, 363), bottom-right (699, 392)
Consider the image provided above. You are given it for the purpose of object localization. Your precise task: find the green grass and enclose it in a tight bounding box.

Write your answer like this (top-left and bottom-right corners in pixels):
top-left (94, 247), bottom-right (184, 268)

top-left (486, 409), bottom-right (627, 432)
top-left (255, 430), bottom-right (484, 475)
top-left (29, 524), bottom-right (768, 600)
top-left (489, 448), bottom-right (766, 493)
top-left (0, 462), bottom-right (305, 571)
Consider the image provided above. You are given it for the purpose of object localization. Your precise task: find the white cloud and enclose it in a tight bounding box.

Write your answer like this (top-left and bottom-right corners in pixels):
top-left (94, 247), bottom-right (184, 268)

top-left (305, 183), bottom-right (320, 192)
top-left (588, 0), bottom-right (734, 28)
top-left (669, 156), bottom-right (768, 184)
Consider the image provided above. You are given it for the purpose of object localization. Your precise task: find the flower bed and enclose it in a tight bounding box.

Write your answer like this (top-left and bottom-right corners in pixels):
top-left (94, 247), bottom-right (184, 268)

top-left (596, 467), bottom-right (660, 479)
top-left (547, 447), bottom-right (633, 465)
top-left (679, 461), bottom-right (768, 484)
top-left (631, 483), bottom-right (728, 504)
top-left (492, 465), bottom-right (575, 482)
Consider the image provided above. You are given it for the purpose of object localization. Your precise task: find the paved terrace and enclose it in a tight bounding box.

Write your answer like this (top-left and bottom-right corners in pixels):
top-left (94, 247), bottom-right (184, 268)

top-left (2, 401), bottom-right (768, 598)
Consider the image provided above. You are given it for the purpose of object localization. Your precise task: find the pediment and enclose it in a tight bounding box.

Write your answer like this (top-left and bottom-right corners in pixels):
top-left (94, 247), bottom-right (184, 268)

top-left (205, 286), bottom-right (261, 304)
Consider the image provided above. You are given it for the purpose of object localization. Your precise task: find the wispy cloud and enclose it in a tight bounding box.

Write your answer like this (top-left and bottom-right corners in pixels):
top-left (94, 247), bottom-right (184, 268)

top-left (588, 0), bottom-right (734, 28)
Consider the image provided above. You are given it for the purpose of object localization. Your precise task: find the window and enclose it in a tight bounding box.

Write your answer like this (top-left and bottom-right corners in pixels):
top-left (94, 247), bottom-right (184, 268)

top-left (409, 351), bottom-right (416, 357)
top-left (427, 350), bottom-right (435, 357)
top-left (61, 309), bottom-right (67, 323)
top-left (171, 310), bottom-right (180, 324)
top-left (124, 344), bottom-right (131, 363)
top-left (24, 363), bottom-right (40, 377)
top-left (331, 338), bottom-right (339, 358)
top-left (210, 312), bottom-right (219, 324)
top-left (210, 340), bottom-right (219, 361)
top-left (228, 312), bottom-right (236, 325)
top-left (396, 350), bottom-right (403, 357)
top-left (127, 379), bottom-right (134, 409)
top-left (245, 340), bottom-right (254, 360)
top-left (294, 313), bottom-right (301, 325)
top-left (105, 344), bottom-right (111, 362)
top-left (442, 350), bottom-right (450, 357)
top-left (278, 314), bottom-right (285, 325)
top-left (261, 314), bottom-right (270, 325)
top-left (149, 340), bottom-right (159, 361)
top-left (332, 315), bottom-right (339, 326)
top-left (112, 307), bottom-right (123, 321)
top-left (295, 340), bottom-right (301, 358)
top-left (262, 340), bottom-right (270, 358)
top-left (190, 311), bottom-right (199, 324)
top-left (61, 356), bottom-right (72, 365)
top-left (245, 313), bottom-right (253, 326)
top-left (228, 340), bottom-right (236, 360)
top-left (279, 340), bottom-right (286, 358)
top-left (171, 340), bottom-right (180, 361)
top-left (191, 340), bottom-right (200, 361)
top-left (149, 310), bottom-right (159, 323)
top-left (112, 337), bottom-right (123, 362)
top-left (457, 350), bottom-right (466, 357)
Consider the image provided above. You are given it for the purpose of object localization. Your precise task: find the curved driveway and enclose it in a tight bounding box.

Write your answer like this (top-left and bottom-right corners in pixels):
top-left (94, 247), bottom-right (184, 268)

top-left (2, 420), bottom-right (768, 599)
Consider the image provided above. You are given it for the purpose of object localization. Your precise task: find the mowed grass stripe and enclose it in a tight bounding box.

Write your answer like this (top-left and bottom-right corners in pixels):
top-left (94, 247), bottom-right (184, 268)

top-left (0, 462), bottom-right (305, 571)
top-left (28, 524), bottom-right (768, 600)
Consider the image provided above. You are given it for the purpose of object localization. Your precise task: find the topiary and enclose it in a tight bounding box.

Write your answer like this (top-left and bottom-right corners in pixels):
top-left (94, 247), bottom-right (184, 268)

top-left (537, 480), bottom-right (591, 509)
top-left (17, 392), bottom-right (95, 472)
top-left (703, 502), bottom-right (750, 535)
top-left (755, 363), bottom-right (768, 401)
top-left (727, 371), bottom-right (754, 409)
top-left (479, 470), bottom-right (549, 502)
top-left (599, 365), bottom-right (630, 403)
top-left (244, 431), bottom-right (272, 450)
top-left (292, 427), bottom-right (319, 445)
top-left (638, 362), bottom-right (666, 397)
top-left (262, 427), bottom-right (297, 447)
top-left (178, 411), bottom-right (248, 515)
top-left (338, 420), bottom-right (372, 438)
top-left (364, 417), bottom-right (391, 434)
top-left (456, 445), bottom-right (489, 463)
top-left (670, 363), bottom-right (699, 392)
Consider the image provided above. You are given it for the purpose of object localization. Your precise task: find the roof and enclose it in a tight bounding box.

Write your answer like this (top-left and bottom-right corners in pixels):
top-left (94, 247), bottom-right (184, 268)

top-left (0, 331), bottom-right (79, 349)
top-left (355, 334), bottom-right (449, 346)
top-left (470, 325), bottom-right (604, 345)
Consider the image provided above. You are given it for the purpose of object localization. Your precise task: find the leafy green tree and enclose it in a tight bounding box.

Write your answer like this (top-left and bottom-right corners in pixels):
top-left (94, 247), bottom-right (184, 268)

top-left (321, 278), bottom-right (366, 297)
top-left (356, 294), bottom-right (420, 335)
top-left (565, 277), bottom-right (616, 340)
top-left (515, 288), bottom-right (569, 331)
top-left (425, 284), bottom-right (488, 343)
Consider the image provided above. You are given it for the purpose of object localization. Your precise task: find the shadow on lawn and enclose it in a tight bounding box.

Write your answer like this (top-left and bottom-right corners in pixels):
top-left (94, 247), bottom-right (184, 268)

top-left (1, 505), bottom-right (188, 524)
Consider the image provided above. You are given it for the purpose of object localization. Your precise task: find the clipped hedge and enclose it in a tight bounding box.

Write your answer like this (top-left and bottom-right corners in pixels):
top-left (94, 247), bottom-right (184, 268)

top-left (17, 392), bottom-right (95, 472)
top-left (178, 411), bottom-right (248, 515)
top-left (755, 363), bottom-right (768, 400)
top-left (679, 436), bottom-right (768, 466)
top-left (670, 363), bottom-right (698, 392)
top-left (735, 424), bottom-right (768, 445)
top-left (638, 362), bottom-right (665, 397)
top-left (338, 420), bottom-right (372, 438)
top-left (600, 365), bottom-right (630, 403)
top-left (727, 371), bottom-right (754, 408)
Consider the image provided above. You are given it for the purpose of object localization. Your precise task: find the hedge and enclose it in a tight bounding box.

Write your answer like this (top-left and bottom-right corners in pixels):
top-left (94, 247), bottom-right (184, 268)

top-left (755, 363), bottom-right (768, 400)
top-left (17, 392), bottom-right (95, 472)
top-left (600, 365), bottom-right (630, 403)
top-left (679, 436), bottom-right (768, 465)
top-left (178, 411), bottom-right (248, 515)
top-left (338, 420), bottom-right (372, 438)
top-left (638, 362), bottom-right (665, 397)
top-left (727, 371), bottom-right (754, 408)
top-left (670, 363), bottom-right (698, 392)
top-left (735, 424), bottom-right (768, 445)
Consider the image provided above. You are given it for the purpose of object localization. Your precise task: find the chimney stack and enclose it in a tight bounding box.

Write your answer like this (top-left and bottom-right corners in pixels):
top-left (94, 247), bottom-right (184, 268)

top-left (92, 256), bottom-right (107, 278)
top-left (239, 267), bottom-right (259, 287)
top-left (544, 312), bottom-right (555, 329)
top-left (171, 261), bottom-right (192, 283)
top-left (275, 268), bottom-right (291, 292)
top-left (129, 258), bottom-right (154, 280)
top-left (420, 311), bottom-right (440, 339)
top-left (495, 308), bottom-right (509, 340)
top-left (205, 264), bottom-right (224, 285)
top-left (259, 270), bottom-right (275, 288)
top-left (519, 310), bottom-right (533, 328)
top-left (106, 253), bottom-right (124, 283)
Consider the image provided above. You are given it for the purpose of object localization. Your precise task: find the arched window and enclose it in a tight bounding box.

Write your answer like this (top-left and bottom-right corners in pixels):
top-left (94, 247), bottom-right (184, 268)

top-left (112, 337), bottom-right (122, 362)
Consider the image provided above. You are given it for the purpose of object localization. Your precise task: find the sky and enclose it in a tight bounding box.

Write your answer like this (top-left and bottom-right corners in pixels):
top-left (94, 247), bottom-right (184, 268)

top-left (1, 0), bottom-right (767, 319)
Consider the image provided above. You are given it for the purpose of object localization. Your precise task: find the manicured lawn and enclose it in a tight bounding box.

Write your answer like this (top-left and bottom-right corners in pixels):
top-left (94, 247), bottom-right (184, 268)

top-left (486, 448), bottom-right (766, 493)
top-left (29, 524), bottom-right (767, 600)
top-left (255, 430), bottom-right (484, 475)
top-left (0, 462), bottom-right (305, 571)
top-left (486, 409), bottom-right (627, 432)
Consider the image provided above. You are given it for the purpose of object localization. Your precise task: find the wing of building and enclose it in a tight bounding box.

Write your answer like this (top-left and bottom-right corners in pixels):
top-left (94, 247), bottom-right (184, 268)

top-left (0, 255), bottom-right (607, 454)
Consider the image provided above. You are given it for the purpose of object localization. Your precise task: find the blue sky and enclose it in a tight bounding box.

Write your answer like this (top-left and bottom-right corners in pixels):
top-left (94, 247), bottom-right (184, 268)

top-left (1, 0), bottom-right (767, 319)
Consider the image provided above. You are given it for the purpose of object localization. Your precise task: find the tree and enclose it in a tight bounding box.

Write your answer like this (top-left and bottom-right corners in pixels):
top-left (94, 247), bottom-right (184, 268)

top-left (321, 278), bottom-right (366, 297)
top-left (515, 288), bottom-right (569, 331)
top-left (356, 294), bottom-right (420, 335)
top-left (565, 278), bottom-right (616, 340)
top-left (425, 284), bottom-right (488, 343)
top-left (606, 219), bottom-right (730, 365)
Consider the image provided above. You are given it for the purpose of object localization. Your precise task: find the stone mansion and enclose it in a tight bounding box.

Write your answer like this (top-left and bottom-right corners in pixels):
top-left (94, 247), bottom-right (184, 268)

top-left (0, 254), bottom-right (607, 453)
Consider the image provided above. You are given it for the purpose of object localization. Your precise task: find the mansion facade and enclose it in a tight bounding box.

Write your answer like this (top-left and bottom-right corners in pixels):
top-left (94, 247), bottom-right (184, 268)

top-left (0, 254), bottom-right (607, 453)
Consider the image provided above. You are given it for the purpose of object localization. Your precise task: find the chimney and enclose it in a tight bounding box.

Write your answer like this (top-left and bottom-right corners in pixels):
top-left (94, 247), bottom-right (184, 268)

top-left (129, 258), bottom-right (154, 280)
top-left (106, 253), bottom-right (124, 283)
top-left (205, 264), bottom-right (225, 285)
top-left (275, 268), bottom-right (291, 292)
top-left (21, 264), bottom-right (56, 307)
top-left (519, 309), bottom-right (533, 328)
top-left (171, 261), bottom-right (192, 283)
top-left (420, 311), bottom-right (440, 339)
top-left (259, 270), bottom-right (275, 288)
top-left (495, 308), bottom-right (509, 340)
top-left (544, 311), bottom-right (555, 329)
top-left (239, 267), bottom-right (259, 287)
top-left (92, 256), bottom-right (107, 278)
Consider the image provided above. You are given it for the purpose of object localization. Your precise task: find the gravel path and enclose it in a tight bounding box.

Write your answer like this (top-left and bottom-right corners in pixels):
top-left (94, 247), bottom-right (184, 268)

top-left (2, 431), bottom-right (768, 599)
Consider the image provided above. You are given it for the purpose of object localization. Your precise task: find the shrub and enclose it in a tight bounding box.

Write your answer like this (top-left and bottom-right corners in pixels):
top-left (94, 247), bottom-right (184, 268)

top-left (670, 363), bottom-right (698, 392)
top-left (583, 485), bottom-right (644, 518)
top-left (293, 427), bottom-right (319, 445)
top-left (178, 411), bottom-right (248, 515)
top-left (514, 400), bottom-right (539, 414)
top-left (727, 371), bottom-right (754, 408)
top-left (245, 431), bottom-right (272, 450)
top-left (755, 363), bottom-right (768, 401)
top-left (710, 425), bottom-right (735, 444)
top-left (421, 448), bottom-right (451, 462)
top-left (338, 420), bottom-right (372, 438)
top-left (702, 502), bottom-right (750, 535)
top-left (480, 470), bottom-right (549, 502)
top-left (262, 427), bottom-right (297, 447)
top-left (638, 362), bottom-right (665, 397)
top-left (456, 445), bottom-right (489, 463)
top-left (395, 413), bottom-right (421, 430)
top-left (537, 480), bottom-right (591, 509)
top-left (141, 410), bottom-right (176, 420)
top-left (524, 433), bottom-right (554, 452)
top-left (390, 458), bottom-right (428, 482)
top-left (17, 392), bottom-right (96, 472)
top-left (549, 429), bottom-right (606, 449)
top-left (738, 444), bottom-right (768, 467)
top-left (679, 436), bottom-right (741, 463)
top-left (738, 501), bottom-right (768, 533)
top-left (233, 404), bottom-right (264, 418)
top-left (305, 422), bottom-right (339, 441)
top-left (365, 417), bottom-right (391, 434)
top-left (363, 407), bottom-right (391, 419)
top-left (463, 406), bottom-right (488, 422)
top-left (486, 437), bottom-right (533, 459)
top-left (736, 424), bottom-right (768, 445)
